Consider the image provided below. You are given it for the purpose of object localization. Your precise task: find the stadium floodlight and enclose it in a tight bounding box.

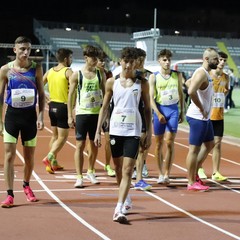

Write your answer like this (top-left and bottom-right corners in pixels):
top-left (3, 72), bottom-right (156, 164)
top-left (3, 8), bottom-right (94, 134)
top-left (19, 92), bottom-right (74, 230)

top-left (133, 28), bottom-right (160, 61)
top-left (133, 28), bottom-right (160, 40)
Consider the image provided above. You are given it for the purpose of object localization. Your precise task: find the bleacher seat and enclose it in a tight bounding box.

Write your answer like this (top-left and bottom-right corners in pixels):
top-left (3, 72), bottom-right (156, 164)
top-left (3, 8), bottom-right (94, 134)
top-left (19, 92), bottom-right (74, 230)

top-left (33, 19), bottom-right (240, 74)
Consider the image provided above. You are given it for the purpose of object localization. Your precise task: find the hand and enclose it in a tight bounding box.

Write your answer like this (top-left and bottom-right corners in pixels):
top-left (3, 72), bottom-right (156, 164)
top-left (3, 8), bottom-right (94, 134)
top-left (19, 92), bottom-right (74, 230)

top-left (37, 120), bottom-right (44, 130)
top-left (68, 116), bottom-right (75, 128)
top-left (158, 113), bottom-right (166, 124)
top-left (178, 112), bottom-right (184, 123)
top-left (94, 132), bottom-right (102, 147)
top-left (200, 109), bottom-right (209, 120)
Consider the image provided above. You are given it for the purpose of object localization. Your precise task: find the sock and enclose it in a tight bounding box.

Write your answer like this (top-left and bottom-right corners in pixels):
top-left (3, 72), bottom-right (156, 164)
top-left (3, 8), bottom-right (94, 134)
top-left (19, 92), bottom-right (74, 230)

top-left (77, 174), bottom-right (83, 179)
top-left (7, 190), bottom-right (14, 198)
top-left (125, 194), bottom-right (131, 204)
top-left (52, 159), bottom-right (57, 165)
top-left (23, 181), bottom-right (29, 188)
top-left (87, 169), bottom-right (93, 173)
top-left (47, 152), bottom-right (55, 161)
top-left (115, 202), bottom-right (123, 213)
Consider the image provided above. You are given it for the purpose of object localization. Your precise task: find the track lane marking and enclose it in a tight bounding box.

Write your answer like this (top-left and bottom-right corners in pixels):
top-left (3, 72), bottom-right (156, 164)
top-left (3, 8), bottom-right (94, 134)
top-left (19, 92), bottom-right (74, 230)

top-left (16, 149), bottom-right (111, 240)
top-left (38, 121), bottom-right (240, 238)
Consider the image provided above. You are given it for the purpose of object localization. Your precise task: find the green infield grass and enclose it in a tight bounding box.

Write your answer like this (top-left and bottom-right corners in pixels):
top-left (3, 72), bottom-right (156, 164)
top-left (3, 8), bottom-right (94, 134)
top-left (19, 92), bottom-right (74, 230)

top-left (224, 87), bottom-right (240, 138)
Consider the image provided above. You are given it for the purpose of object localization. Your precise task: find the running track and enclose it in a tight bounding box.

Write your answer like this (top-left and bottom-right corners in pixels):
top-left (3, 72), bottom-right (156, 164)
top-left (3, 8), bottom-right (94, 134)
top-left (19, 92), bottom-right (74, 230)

top-left (0, 107), bottom-right (240, 240)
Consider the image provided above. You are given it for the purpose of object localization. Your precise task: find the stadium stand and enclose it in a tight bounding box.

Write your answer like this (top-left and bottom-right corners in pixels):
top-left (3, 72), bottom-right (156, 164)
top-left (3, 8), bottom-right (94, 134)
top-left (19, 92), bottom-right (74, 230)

top-left (33, 19), bottom-right (240, 76)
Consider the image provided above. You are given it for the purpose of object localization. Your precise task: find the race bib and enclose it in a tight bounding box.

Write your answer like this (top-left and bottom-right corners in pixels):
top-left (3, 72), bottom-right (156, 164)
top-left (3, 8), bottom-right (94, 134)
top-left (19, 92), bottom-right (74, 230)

top-left (161, 88), bottom-right (178, 105)
top-left (11, 88), bottom-right (35, 108)
top-left (212, 92), bottom-right (225, 108)
top-left (111, 108), bottom-right (136, 131)
top-left (83, 90), bottom-right (102, 109)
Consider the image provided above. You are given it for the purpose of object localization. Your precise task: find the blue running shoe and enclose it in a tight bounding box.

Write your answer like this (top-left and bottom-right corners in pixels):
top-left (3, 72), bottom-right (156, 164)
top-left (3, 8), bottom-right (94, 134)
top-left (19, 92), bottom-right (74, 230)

top-left (134, 179), bottom-right (152, 191)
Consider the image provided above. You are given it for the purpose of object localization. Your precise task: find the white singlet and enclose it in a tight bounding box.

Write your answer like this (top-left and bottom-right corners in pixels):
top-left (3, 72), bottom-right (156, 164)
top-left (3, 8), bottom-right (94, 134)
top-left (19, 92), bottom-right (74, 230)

top-left (186, 67), bottom-right (213, 120)
top-left (110, 77), bottom-right (142, 136)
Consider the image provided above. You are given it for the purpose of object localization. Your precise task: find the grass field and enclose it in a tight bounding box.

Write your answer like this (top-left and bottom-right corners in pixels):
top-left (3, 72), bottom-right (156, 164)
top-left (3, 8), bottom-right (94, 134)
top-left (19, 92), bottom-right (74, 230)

top-left (224, 87), bottom-right (240, 138)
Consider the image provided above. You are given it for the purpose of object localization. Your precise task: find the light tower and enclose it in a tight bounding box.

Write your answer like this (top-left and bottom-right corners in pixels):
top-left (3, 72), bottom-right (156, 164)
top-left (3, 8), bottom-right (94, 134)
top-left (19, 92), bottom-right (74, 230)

top-left (132, 8), bottom-right (160, 61)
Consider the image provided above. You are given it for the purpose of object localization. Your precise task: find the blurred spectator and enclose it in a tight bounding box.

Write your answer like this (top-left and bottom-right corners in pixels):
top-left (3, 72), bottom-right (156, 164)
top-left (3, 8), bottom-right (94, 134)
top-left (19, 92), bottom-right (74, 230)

top-left (182, 71), bottom-right (190, 113)
top-left (224, 68), bottom-right (235, 111)
top-left (234, 75), bottom-right (239, 87)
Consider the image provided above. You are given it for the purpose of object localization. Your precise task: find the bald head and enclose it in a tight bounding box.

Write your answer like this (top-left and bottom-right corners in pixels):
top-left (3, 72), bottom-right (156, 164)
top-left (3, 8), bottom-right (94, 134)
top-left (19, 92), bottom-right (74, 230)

top-left (203, 48), bottom-right (219, 70)
top-left (203, 48), bottom-right (218, 59)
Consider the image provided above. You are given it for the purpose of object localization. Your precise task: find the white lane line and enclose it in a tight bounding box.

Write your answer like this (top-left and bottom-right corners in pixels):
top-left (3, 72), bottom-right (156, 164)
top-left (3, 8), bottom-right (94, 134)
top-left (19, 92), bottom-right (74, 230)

top-left (44, 123), bottom-right (240, 194)
top-left (174, 140), bottom-right (240, 166)
top-left (42, 124), bottom-right (240, 238)
top-left (0, 187), bottom-right (119, 194)
top-left (16, 150), bottom-right (111, 240)
top-left (33, 124), bottom-right (240, 195)
top-left (44, 126), bottom-right (106, 169)
top-left (145, 190), bottom-right (240, 239)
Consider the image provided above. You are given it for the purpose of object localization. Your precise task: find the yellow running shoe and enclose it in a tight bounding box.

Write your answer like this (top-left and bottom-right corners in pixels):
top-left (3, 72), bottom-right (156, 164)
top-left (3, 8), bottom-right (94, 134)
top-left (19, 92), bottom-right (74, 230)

top-left (104, 164), bottom-right (116, 177)
top-left (46, 166), bottom-right (54, 174)
top-left (198, 168), bottom-right (207, 179)
top-left (212, 171), bottom-right (228, 181)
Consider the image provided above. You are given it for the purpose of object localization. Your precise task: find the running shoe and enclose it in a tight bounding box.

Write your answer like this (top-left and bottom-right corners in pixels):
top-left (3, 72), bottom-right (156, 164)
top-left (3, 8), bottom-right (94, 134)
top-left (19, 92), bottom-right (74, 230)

top-left (164, 176), bottom-right (170, 184)
top-left (157, 175), bottom-right (165, 184)
top-left (187, 182), bottom-right (209, 191)
top-left (104, 164), bottom-right (116, 177)
top-left (1, 195), bottom-right (14, 208)
top-left (134, 179), bottom-right (152, 191)
top-left (142, 164), bottom-right (149, 178)
top-left (122, 197), bottom-right (132, 215)
top-left (198, 168), bottom-right (207, 179)
top-left (131, 169), bottom-right (137, 179)
top-left (86, 172), bottom-right (99, 184)
top-left (113, 211), bottom-right (128, 223)
top-left (52, 159), bottom-right (64, 171)
top-left (42, 156), bottom-right (54, 174)
top-left (74, 178), bottom-right (83, 188)
top-left (212, 172), bottom-right (228, 181)
top-left (196, 174), bottom-right (204, 185)
top-left (24, 186), bottom-right (37, 202)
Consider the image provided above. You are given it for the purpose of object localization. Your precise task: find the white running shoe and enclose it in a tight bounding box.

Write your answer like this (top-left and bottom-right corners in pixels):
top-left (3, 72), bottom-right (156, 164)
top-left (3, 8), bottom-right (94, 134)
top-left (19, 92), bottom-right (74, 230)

top-left (164, 176), bottom-right (170, 184)
top-left (113, 212), bottom-right (128, 223)
top-left (87, 172), bottom-right (99, 184)
top-left (132, 169), bottom-right (137, 179)
top-left (74, 178), bottom-right (83, 188)
top-left (142, 164), bottom-right (149, 178)
top-left (122, 196), bottom-right (132, 215)
top-left (157, 175), bottom-right (165, 184)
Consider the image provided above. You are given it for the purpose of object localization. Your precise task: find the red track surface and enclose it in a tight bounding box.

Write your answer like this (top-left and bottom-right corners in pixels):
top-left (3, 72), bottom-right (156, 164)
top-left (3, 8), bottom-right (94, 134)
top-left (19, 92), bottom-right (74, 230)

top-left (1, 108), bottom-right (240, 240)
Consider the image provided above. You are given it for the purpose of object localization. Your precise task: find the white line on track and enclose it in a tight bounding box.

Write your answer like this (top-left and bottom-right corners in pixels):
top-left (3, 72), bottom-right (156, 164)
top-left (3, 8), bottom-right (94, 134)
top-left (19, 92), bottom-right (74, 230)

top-left (37, 123), bottom-right (240, 239)
top-left (145, 191), bottom-right (240, 239)
top-left (16, 149), bottom-right (111, 240)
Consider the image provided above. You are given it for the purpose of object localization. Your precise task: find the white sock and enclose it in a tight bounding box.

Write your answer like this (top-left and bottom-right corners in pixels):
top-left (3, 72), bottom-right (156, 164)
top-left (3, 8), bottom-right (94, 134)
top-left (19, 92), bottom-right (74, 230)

top-left (115, 202), bottom-right (123, 213)
top-left (125, 194), bottom-right (131, 204)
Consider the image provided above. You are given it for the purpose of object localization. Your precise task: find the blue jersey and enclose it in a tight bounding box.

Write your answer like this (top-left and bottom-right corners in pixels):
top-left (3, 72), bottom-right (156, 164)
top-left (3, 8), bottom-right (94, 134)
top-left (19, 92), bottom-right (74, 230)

top-left (5, 61), bottom-right (37, 109)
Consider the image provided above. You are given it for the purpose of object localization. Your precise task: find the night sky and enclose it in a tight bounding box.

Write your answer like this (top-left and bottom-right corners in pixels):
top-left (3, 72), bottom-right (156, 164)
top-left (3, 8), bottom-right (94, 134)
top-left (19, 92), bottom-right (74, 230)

top-left (0, 0), bottom-right (239, 44)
